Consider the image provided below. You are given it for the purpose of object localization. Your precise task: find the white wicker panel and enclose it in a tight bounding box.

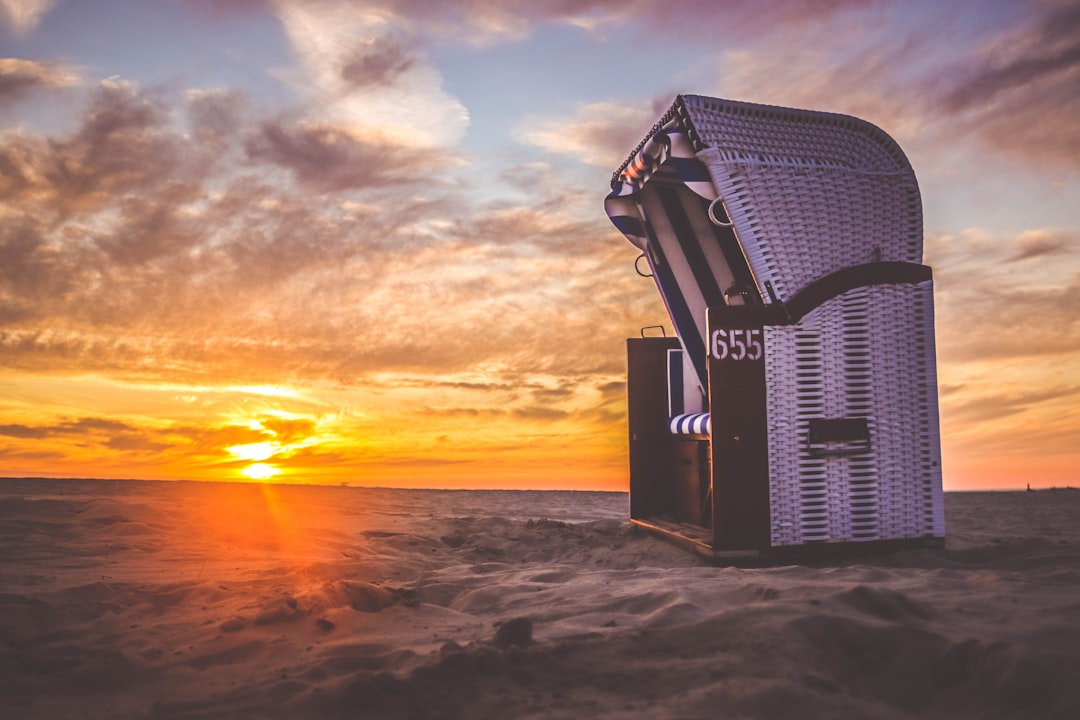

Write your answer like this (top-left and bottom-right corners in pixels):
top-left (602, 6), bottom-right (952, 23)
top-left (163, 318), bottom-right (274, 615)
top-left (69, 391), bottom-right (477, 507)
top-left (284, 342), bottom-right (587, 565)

top-left (840, 289), bottom-right (881, 541)
top-left (763, 325), bottom-right (794, 543)
top-left (699, 151), bottom-right (922, 303)
top-left (766, 280), bottom-right (944, 546)
top-left (681, 96), bottom-right (909, 174)
top-left (681, 96), bottom-right (922, 303)
top-left (765, 324), bottom-right (827, 545)
top-left (869, 282), bottom-right (945, 539)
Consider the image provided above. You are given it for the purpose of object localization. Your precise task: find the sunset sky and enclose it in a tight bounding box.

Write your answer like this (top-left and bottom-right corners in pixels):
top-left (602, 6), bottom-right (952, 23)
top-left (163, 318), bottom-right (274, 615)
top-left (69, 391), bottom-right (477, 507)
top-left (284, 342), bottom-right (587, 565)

top-left (1, 0), bottom-right (1077, 490)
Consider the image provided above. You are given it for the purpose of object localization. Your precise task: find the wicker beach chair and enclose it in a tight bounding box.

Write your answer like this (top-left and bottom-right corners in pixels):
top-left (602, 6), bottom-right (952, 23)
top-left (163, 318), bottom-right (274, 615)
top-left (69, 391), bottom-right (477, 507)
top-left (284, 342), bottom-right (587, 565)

top-left (609, 95), bottom-right (944, 558)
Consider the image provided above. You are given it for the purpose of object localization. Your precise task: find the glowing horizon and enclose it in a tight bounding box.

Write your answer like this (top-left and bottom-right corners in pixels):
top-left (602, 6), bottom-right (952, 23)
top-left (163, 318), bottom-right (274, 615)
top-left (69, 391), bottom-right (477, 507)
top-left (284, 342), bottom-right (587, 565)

top-left (1, 1), bottom-right (1077, 491)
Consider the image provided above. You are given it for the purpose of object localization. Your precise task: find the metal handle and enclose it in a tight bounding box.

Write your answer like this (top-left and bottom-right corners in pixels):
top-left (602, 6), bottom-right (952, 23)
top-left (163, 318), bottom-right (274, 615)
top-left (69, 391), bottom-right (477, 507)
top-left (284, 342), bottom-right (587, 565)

top-left (707, 197), bottom-right (734, 228)
top-left (806, 417), bottom-right (871, 458)
top-left (634, 253), bottom-right (653, 278)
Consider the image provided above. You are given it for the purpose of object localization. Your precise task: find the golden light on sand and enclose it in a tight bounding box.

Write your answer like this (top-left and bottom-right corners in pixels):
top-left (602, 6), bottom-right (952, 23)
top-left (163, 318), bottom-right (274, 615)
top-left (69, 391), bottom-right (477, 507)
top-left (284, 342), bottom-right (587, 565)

top-left (242, 463), bottom-right (279, 480)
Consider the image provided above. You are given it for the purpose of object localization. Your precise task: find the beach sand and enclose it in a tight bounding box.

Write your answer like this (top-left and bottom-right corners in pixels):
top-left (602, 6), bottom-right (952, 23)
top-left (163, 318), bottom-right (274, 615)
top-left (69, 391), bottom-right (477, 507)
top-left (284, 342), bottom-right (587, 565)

top-left (1, 478), bottom-right (1077, 719)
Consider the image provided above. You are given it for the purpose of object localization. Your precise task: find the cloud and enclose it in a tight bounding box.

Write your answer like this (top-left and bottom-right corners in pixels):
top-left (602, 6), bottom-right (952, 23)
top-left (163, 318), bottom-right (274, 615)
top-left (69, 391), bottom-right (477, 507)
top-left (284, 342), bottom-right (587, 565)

top-left (104, 434), bottom-right (172, 453)
top-left (0, 445), bottom-right (66, 464)
top-left (494, 4), bottom-right (935, 172)
top-left (931, 2), bottom-right (1080, 169)
top-left (339, 34), bottom-right (418, 90)
top-left (169, 423), bottom-right (273, 451)
top-left (513, 405), bottom-right (571, 421)
top-left (271, 0), bottom-right (469, 148)
top-left (0, 416), bottom-right (138, 439)
top-left (0, 80), bottom-right (245, 328)
top-left (942, 385), bottom-right (1080, 425)
top-left (596, 380), bottom-right (624, 397)
top-left (0, 71), bottom-right (477, 358)
top-left (929, 228), bottom-right (1080, 363)
top-left (260, 416), bottom-right (317, 443)
top-left (516, 100), bottom-right (669, 168)
top-left (2, 1), bottom-right (905, 464)
top-left (0, 71), bottom-right (659, 396)
top-left (243, 118), bottom-right (455, 190)
top-left (185, 88), bottom-right (247, 143)
top-left (714, 21), bottom-right (943, 151)
top-left (267, 0), bottom-right (877, 151)
top-left (940, 278), bottom-right (1080, 362)
top-left (368, 0), bottom-right (876, 45)
top-left (938, 3), bottom-right (1080, 114)
top-left (0, 79), bottom-right (204, 213)
top-left (675, 1), bottom-right (1079, 173)
top-left (0, 0), bottom-right (55, 36)
top-left (22, 3), bottom-right (1073, 437)
top-left (1009, 229), bottom-right (1069, 262)
top-left (0, 58), bottom-right (78, 105)
top-left (0, 412), bottom-right (323, 468)
top-left (0, 423), bottom-right (47, 439)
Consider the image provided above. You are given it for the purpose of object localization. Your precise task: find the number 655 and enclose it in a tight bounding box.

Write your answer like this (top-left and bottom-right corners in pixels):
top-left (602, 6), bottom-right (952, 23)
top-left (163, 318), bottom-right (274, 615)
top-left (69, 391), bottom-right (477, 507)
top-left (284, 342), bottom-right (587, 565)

top-left (711, 328), bottom-right (763, 361)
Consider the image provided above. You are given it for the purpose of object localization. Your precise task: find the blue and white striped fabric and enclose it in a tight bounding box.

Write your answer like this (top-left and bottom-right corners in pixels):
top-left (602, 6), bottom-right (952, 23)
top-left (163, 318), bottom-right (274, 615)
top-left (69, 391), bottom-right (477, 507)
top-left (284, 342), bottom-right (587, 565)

top-left (605, 113), bottom-right (737, 390)
top-left (604, 118), bottom-right (716, 251)
top-left (607, 121), bottom-right (716, 200)
top-left (669, 412), bottom-right (711, 436)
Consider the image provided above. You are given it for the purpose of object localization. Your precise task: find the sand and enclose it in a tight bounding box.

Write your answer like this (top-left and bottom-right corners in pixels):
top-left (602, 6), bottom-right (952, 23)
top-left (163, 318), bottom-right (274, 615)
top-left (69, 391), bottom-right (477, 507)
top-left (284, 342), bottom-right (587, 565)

top-left (1, 478), bottom-right (1077, 719)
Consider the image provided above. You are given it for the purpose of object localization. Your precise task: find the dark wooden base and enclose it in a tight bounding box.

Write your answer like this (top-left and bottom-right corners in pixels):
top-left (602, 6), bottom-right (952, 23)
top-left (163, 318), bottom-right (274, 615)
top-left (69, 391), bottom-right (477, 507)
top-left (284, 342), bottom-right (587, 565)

top-left (631, 517), bottom-right (758, 561)
top-left (632, 516), bottom-right (945, 566)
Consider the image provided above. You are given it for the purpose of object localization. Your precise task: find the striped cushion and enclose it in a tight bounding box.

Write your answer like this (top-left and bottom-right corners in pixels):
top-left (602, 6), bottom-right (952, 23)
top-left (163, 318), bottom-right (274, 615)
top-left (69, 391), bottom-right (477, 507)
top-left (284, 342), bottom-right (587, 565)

top-left (669, 412), bottom-right (711, 436)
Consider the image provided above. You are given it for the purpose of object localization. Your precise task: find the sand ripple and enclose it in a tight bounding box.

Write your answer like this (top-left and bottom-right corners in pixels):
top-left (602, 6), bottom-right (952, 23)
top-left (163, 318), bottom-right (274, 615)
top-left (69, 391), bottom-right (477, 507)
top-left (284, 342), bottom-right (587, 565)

top-left (0, 478), bottom-right (1077, 719)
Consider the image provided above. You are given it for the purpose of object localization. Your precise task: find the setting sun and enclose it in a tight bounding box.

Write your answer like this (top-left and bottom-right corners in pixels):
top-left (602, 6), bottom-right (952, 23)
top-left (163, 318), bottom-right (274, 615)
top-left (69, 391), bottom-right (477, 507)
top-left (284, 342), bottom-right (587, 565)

top-left (242, 463), bottom-right (279, 481)
top-left (228, 442), bottom-right (278, 463)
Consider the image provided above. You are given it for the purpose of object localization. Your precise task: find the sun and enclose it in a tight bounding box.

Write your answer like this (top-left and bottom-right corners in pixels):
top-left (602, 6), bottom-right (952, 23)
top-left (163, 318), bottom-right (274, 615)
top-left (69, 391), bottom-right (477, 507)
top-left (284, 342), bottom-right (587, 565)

top-left (242, 463), bottom-right (279, 481)
top-left (227, 442), bottom-right (277, 462)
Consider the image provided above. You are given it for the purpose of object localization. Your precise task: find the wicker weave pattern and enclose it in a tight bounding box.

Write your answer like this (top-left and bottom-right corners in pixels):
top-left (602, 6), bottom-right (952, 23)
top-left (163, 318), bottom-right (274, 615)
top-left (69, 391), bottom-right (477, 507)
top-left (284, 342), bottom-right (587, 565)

top-left (679, 95), bottom-right (910, 174)
top-left (766, 280), bottom-right (944, 546)
top-left (681, 96), bottom-right (923, 303)
top-left (701, 155), bottom-right (923, 303)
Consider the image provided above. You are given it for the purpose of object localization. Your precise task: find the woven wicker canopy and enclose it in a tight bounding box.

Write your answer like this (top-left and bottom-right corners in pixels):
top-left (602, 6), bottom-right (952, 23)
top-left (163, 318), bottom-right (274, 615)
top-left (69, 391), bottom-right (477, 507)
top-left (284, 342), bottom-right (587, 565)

top-left (606, 94), bottom-right (924, 389)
